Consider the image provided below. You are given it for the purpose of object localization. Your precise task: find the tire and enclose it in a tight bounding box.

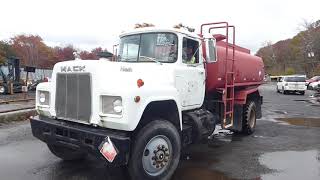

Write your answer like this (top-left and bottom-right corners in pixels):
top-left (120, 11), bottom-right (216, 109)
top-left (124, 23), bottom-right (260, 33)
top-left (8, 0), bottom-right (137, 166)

top-left (283, 87), bottom-right (288, 94)
top-left (300, 91), bottom-right (305, 95)
top-left (242, 101), bottom-right (257, 135)
top-left (307, 85), bottom-right (311, 90)
top-left (128, 120), bottom-right (181, 180)
top-left (47, 144), bottom-right (87, 161)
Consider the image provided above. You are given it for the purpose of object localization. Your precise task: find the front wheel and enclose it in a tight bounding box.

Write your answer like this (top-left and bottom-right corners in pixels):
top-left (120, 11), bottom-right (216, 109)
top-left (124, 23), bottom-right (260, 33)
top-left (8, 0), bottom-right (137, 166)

top-left (128, 120), bottom-right (181, 180)
top-left (282, 87), bottom-right (288, 94)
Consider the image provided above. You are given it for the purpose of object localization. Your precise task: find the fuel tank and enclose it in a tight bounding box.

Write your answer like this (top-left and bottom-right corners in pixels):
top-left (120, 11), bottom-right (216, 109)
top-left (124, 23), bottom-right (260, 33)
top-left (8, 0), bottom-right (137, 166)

top-left (205, 41), bottom-right (265, 93)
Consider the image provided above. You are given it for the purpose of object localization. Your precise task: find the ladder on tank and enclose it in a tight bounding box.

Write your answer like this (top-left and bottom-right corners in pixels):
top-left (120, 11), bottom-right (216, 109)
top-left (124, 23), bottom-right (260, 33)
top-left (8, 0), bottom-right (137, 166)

top-left (200, 22), bottom-right (236, 129)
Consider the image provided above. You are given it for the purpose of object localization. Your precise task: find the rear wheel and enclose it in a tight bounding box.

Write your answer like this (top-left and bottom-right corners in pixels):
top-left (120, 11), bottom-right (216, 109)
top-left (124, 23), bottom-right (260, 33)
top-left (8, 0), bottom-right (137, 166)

top-left (128, 120), bottom-right (181, 180)
top-left (47, 144), bottom-right (87, 161)
top-left (242, 101), bottom-right (257, 135)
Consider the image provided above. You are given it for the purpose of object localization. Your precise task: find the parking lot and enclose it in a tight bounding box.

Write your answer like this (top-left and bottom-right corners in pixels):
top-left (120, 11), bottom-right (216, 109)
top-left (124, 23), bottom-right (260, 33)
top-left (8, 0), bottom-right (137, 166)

top-left (0, 83), bottom-right (319, 180)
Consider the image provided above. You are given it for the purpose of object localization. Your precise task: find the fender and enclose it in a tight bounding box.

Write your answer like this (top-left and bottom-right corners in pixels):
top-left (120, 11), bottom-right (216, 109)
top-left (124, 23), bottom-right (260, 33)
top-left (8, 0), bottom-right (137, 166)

top-left (234, 86), bottom-right (260, 105)
top-left (131, 87), bottom-right (182, 131)
top-left (35, 82), bottom-right (52, 116)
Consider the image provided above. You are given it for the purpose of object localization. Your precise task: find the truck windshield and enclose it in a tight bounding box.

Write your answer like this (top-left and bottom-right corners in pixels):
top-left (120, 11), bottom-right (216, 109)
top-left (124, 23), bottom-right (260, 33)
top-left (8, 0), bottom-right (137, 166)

top-left (118, 33), bottom-right (178, 63)
top-left (285, 77), bottom-right (306, 82)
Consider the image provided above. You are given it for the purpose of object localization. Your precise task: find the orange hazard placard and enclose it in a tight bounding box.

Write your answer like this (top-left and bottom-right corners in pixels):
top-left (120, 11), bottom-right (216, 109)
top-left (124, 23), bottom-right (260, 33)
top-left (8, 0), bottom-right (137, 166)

top-left (100, 137), bottom-right (118, 162)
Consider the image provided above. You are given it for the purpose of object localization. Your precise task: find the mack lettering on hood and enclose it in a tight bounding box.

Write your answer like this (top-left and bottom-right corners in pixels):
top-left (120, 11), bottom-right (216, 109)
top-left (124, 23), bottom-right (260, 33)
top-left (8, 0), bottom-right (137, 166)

top-left (61, 66), bottom-right (86, 72)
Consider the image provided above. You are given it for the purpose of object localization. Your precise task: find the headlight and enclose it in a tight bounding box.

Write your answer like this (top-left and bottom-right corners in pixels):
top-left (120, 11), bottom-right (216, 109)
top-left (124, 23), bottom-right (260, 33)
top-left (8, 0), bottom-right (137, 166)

top-left (39, 93), bottom-right (46, 103)
top-left (113, 99), bottom-right (123, 113)
top-left (38, 91), bottom-right (50, 105)
top-left (0, 86), bottom-right (4, 93)
top-left (101, 96), bottom-right (123, 115)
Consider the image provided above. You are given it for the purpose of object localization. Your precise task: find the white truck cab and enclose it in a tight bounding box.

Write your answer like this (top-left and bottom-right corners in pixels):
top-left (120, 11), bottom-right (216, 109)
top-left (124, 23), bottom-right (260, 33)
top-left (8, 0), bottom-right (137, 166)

top-left (36, 27), bottom-right (206, 131)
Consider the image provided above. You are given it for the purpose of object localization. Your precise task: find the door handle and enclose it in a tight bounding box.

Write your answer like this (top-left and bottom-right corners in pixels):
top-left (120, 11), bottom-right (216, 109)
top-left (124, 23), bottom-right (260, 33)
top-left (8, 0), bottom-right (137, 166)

top-left (199, 71), bottom-right (204, 75)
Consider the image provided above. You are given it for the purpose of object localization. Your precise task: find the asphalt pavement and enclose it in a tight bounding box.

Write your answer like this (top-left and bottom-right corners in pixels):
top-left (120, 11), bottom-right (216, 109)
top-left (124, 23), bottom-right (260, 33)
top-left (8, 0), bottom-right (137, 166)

top-left (0, 83), bottom-right (319, 180)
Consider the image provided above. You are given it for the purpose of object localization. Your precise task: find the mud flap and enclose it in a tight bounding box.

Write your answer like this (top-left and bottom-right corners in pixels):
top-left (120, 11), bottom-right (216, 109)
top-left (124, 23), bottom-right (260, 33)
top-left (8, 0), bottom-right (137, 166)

top-left (256, 96), bottom-right (263, 119)
top-left (231, 104), bottom-right (243, 132)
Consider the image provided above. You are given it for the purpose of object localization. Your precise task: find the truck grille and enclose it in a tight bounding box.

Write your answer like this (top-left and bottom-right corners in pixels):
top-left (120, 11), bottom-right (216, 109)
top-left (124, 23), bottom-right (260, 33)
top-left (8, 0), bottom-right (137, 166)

top-left (55, 73), bottom-right (92, 122)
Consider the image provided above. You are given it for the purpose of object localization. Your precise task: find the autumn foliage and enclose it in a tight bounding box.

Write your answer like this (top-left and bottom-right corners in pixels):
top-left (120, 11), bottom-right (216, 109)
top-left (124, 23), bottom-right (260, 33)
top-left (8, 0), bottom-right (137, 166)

top-left (256, 20), bottom-right (320, 77)
top-left (0, 34), bottom-right (110, 69)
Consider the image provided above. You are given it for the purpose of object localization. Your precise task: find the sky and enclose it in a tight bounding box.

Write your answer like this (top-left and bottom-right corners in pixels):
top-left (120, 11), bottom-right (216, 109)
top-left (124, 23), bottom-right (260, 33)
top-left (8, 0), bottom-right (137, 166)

top-left (1, 0), bottom-right (319, 53)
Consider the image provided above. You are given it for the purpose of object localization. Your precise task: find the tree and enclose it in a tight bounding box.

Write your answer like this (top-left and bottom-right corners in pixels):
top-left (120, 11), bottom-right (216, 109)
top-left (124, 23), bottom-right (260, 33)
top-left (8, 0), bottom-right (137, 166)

top-left (285, 67), bottom-right (296, 75)
top-left (79, 47), bottom-right (107, 60)
top-left (256, 41), bottom-right (276, 73)
top-left (10, 35), bottom-right (54, 68)
top-left (53, 45), bottom-right (76, 62)
top-left (79, 50), bottom-right (96, 60)
top-left (0, 41), bottom-right (16, 64)
top-left (257, 19), bottom-right (320, 76)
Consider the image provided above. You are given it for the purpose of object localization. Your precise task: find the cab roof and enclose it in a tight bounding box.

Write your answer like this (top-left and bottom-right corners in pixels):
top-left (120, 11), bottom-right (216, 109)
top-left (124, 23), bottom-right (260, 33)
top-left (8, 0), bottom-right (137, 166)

top-left (119, 26), bottom-right (200, 39)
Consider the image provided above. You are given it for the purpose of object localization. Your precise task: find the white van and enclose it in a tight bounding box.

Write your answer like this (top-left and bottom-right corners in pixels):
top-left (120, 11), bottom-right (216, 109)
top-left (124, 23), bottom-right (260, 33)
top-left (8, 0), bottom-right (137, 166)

top-left (276, 75), bottom-right (307, 95)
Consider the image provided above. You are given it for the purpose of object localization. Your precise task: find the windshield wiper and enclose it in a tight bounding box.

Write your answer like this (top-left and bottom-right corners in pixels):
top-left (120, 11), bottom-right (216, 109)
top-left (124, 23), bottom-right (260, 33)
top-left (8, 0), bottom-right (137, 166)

top-left (139, 56), bottom-right (162, 65)
top-left (120, 57), bottom-right (138, 62)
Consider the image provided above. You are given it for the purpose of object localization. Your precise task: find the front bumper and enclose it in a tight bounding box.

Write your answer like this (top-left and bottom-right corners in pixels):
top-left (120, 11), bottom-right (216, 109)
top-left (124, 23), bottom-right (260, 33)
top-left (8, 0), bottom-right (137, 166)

top-left (30, 115), bottom-right (131, 166)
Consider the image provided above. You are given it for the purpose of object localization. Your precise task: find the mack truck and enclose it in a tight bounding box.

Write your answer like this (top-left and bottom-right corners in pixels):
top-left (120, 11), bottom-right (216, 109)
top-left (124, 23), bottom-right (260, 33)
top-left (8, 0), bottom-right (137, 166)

top-left (30, 22), bottom-right (264, 180)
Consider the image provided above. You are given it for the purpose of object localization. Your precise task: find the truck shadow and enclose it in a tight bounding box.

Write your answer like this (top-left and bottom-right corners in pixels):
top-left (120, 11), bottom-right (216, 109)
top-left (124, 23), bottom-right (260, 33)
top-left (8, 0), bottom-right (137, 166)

top-left (42, 133), bottom-right (254, 180)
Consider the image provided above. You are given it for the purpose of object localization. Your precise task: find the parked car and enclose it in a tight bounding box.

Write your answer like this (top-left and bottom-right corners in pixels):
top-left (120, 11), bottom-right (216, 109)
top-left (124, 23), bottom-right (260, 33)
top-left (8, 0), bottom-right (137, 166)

top-left (309, 81), bottom-right (320, 90)
top-left (306, 76), bottom-right (320, 86)
top-left (276, 75), bottom-right (307, 95)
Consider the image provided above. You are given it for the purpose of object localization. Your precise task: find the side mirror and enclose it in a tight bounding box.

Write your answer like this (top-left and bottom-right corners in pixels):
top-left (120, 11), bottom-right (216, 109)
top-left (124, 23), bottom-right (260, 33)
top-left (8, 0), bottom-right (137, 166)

top-left (204, 38), bottom-right (217, 63)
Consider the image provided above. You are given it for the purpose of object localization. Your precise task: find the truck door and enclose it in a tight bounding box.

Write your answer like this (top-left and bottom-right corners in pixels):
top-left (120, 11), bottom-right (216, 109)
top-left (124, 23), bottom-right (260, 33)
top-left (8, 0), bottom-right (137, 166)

top-left (175, 37), bottom-right (205, 108)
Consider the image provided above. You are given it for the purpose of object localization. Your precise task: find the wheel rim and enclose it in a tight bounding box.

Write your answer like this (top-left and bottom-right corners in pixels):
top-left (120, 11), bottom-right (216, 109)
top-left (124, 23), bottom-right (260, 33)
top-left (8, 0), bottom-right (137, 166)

top-left (249, 108), bottom-right (256, 128)
top-left (142, 135), bottom-right (172, 176)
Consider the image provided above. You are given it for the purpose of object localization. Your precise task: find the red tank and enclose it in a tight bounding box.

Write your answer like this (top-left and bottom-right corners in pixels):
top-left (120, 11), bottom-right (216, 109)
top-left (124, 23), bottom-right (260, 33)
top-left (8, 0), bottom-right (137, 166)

top-left (205, 41), bottom-right (265, 93)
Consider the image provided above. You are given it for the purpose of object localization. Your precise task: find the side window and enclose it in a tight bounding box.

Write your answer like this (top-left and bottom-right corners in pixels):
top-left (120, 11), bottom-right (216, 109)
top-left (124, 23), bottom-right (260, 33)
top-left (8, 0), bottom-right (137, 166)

top-left (119, 35), bottom-right (140, 61)
top-left (182, 38), bottom-right (199, 64)
top-left (206, 39), bottom-right (217, 63)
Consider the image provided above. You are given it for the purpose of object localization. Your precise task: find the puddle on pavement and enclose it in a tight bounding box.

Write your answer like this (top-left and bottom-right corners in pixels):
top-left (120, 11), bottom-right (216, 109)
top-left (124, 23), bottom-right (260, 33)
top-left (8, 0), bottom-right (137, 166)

top-left (172, 151), bottom-right (234, 180)
top-left (259, 150), bottom-right (320, 180)
top-left (172, 132), bottom-right (244, 180)
top-left (277, 117), bottom-right (320, 127)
